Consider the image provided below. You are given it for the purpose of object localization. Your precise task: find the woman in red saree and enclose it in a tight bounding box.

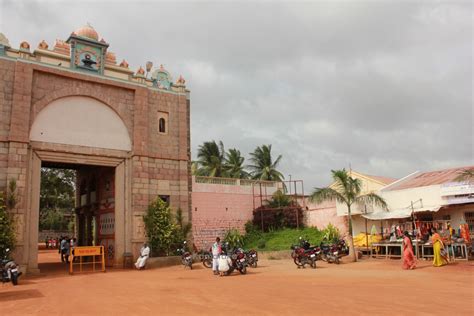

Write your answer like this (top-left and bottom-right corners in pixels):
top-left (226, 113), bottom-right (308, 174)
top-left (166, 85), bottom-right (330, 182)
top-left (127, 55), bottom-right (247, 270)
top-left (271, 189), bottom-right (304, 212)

top-left (402, 231), bottom-right (416, 270)
top-left (432, 228), bottom-right (448, 267)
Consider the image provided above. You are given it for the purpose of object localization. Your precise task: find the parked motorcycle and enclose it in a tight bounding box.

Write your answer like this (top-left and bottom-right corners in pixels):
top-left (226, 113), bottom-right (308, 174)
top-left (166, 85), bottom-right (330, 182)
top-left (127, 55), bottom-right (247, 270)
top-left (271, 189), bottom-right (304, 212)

top-left (245, 249), bottom-right (258, 268)
top-left (1, 248), bottom-right (21, 285)
top-left (320, 243), bottom-right (340, 264)
top-left (222, 243), bottom-right (247, 275)
top-left (177, 241), bottom-right (193, 269)
top-left (199, 249), bottom-right (212, 268)
top-left (291, 237), bottom-right (318, 269)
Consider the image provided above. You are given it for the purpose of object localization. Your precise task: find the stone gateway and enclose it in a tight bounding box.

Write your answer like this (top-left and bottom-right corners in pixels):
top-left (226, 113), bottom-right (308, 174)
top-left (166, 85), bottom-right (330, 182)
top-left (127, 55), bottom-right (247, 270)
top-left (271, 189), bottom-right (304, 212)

top-left (0, 25), bottom-right (191, 273)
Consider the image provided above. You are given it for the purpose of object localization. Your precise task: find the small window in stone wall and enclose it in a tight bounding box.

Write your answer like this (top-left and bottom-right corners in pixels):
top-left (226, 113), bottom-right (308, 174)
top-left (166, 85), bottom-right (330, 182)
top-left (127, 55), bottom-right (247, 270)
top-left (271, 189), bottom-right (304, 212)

top-left (159, 195), bottom-right (170, 205)
top-left (158, 111), bottom-right (169, 134)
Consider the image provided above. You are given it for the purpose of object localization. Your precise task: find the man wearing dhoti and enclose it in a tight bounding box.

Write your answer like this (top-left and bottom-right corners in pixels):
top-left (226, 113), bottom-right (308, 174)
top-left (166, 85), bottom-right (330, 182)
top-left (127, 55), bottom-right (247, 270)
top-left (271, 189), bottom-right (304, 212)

top-left (135, 243), bottom-right (150, 270)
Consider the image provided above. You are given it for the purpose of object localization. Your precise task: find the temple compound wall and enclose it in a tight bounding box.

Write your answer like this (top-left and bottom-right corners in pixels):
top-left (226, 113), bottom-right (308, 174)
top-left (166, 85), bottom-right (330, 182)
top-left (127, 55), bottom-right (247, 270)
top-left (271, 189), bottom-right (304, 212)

top-left (0, 25), bottom-right (191, 273)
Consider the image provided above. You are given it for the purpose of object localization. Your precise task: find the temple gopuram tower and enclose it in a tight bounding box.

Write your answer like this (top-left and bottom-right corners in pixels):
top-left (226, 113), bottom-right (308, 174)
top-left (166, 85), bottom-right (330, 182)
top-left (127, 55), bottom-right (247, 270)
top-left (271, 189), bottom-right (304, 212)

top-left (0, 25), bottom-right (191, 273)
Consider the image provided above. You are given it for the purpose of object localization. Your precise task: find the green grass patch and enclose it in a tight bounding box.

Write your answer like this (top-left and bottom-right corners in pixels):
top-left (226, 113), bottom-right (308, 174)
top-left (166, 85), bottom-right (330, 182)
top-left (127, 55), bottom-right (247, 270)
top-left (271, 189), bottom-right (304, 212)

top-left (244, 227), bottom-right (324, 252)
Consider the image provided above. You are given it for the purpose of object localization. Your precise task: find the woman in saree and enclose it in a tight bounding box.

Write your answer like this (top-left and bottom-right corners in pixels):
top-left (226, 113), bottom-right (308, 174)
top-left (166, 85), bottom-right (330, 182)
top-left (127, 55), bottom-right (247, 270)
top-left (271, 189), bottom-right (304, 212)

top-left (402, 231), bottom-right (416, 270)
top-left (431, 228), bottom-right (447, 267)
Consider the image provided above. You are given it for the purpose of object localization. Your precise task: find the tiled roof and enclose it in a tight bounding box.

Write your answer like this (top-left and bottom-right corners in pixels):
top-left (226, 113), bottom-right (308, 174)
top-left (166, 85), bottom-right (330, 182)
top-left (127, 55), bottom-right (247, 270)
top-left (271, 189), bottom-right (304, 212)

top-left (385, 165), bottom-right (474, 191)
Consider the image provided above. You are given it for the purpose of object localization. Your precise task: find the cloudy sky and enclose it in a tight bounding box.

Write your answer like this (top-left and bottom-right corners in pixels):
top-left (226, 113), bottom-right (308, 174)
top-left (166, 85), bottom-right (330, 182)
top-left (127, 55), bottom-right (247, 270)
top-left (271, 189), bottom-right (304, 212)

top-left (1, 0), bottom-right (472, 189)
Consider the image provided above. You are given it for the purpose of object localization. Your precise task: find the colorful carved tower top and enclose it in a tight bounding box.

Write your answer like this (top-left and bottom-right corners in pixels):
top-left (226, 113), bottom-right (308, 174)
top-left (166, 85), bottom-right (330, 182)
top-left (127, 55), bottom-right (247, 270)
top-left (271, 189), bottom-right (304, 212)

top-left (67, 23), bottom-right (109, 75)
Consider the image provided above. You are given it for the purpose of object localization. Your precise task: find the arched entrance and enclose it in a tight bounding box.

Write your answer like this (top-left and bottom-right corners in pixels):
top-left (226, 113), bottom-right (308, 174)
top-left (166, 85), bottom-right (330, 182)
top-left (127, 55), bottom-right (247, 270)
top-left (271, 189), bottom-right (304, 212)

top-left (26, 96), bottom-right (132, 273)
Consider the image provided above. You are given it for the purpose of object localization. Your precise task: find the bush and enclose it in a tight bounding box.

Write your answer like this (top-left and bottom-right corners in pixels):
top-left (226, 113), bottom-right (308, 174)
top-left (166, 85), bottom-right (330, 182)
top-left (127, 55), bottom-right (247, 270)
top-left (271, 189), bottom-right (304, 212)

top-left (0, 193), bottom-right (15, 258)
top-left (253, 206), bottom-right (304, 232)
top-left (143, 197), bottom-right (178, 256)
top-left (257, 238), bottom-right (266, 249)
top-left (322, 223), bottom-right (340, 243)
top-left (224, 228), bottom-right (243, 249)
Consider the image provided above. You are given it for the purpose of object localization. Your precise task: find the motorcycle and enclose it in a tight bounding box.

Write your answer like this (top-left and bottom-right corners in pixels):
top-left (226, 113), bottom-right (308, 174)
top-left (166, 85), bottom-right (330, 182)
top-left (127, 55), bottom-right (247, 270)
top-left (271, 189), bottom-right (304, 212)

top-left (177, 241), bottom-right (193, 269)
top-left (222, 243), bottom-right (247, 275)
top-left (291, 237), bottom-right (318, 269)
top-left (245, 249), bottom-right (258, 268)
top-left (1, 248), bottom-right (21, 286)
top-left (199, 249), bottom-right (212, 268)
top-left (320, 243), bottom-right (340, 264)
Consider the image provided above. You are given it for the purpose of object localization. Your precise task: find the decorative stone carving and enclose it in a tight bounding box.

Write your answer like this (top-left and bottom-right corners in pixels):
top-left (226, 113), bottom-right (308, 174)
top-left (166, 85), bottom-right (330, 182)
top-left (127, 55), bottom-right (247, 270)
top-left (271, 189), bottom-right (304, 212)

top-left (119, 59), bottom-right (129, 68)
top-left (38, 40), bottom-right (49, 50)
top-left (105, 51), bottom-right (117, 65)
top-left (176, 75), bottom-right (186, 85)
top-left (133, 215), bottom-right (145, 240)
top-left (20, 41), bottom-right (30, 51)
top-left (151, 64), bottom-right (172, 90)
top-left (136, 66), bottom-right (145, 76)
top-left (53, 39), bottom-right (71, 55)
top-left (0, 32), bottom-right (10, 47)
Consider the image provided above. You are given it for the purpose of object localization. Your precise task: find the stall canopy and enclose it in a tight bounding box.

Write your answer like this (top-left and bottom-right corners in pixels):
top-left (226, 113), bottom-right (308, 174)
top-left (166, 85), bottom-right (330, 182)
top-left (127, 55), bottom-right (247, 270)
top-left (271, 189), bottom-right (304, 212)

top-left (362, 206), bottom-right (441, 220)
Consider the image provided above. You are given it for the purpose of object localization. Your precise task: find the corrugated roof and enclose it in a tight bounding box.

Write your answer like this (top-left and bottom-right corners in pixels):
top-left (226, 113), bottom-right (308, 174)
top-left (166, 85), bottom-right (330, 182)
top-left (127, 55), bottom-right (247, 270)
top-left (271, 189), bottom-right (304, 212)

top-left (385, 165), bottom-right (474, 191)
top-left (359, 173), bottom-right (398, 185)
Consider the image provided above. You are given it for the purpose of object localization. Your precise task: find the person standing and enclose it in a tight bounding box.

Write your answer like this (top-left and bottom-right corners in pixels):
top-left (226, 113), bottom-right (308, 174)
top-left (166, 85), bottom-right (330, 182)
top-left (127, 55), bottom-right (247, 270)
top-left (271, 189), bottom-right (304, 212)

top-left (63, 238), bottom-right (71, 264)
top-left (402, 231), bottom-right (416, 270)
top-left (432, 228), bottom-right (447, 267)
top-left (211, 237), bottom-right (221, 275)
top-left (135, 243), bottom-right (150, 270)
top-left (45, 236), bottom-right (49, 249)
top-left (60, 237), bottom-right (68, 262)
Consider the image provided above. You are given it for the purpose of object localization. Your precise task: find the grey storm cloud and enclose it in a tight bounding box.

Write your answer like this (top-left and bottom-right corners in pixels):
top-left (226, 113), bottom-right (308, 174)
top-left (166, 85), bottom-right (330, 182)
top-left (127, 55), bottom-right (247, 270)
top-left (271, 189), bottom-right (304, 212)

top-left (1, 0), bottom-right (472, 190)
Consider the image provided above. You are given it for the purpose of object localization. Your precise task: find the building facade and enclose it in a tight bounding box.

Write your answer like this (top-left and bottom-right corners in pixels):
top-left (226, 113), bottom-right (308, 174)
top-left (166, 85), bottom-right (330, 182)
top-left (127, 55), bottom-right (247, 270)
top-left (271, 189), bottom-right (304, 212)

top-left (0, 25), bottom-right (191, 273)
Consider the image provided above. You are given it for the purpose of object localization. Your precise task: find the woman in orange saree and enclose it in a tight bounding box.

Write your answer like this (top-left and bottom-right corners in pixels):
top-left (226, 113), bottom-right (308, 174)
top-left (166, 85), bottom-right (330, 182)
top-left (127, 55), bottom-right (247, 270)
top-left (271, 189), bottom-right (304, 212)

top-left (432, 228), bottom-right (447, 267)
top-left (402, 231), bottom-right (416, 270)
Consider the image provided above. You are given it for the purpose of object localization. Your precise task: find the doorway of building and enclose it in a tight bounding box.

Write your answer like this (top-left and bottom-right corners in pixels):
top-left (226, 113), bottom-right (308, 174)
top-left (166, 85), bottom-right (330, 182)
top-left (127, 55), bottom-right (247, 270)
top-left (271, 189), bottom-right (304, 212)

top-left (37, 162), bottom-right (116, 273)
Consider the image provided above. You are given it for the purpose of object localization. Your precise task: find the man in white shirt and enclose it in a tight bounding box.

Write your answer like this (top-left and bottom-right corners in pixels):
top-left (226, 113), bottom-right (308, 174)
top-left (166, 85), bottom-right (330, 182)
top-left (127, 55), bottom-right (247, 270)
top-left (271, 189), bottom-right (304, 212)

top-left (218, 254), bottom-right (232, 276)
top-left (135, 243), bottom-right (150, 270)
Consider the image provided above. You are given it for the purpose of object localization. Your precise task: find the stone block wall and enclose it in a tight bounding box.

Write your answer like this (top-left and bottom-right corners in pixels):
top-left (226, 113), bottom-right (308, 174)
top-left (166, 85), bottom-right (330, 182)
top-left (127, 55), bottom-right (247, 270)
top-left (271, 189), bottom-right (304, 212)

top-left (191, 178), bottom-right (279, 249)
top-left (304, 199), bottom-right (348, 234)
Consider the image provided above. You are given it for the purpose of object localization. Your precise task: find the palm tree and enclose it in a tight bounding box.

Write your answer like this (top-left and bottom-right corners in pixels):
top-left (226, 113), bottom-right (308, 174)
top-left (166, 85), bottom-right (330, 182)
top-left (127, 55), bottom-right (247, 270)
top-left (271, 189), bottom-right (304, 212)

top-left (223, 148), bottom-right (249, 179)
top-left (196, 140), bottom-right (225, 177)
top-left (454, 168), bottom-right (474, 183)
top-left (309, 169), bottom-right (388, 262)
top-left (248, 145), bottom-right (284, 181)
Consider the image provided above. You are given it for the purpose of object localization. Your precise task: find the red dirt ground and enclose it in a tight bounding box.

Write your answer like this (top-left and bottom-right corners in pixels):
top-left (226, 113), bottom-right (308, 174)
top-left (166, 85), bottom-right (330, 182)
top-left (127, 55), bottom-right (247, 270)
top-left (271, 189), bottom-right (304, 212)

top-left (0, 248), bottom-right (473, 315)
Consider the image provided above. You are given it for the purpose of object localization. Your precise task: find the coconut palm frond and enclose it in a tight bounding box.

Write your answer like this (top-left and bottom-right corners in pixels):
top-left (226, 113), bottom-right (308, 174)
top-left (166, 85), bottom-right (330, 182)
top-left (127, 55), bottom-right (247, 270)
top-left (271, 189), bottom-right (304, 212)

top-left (356, 192), bottom-right (388, 211)
top-left (309, 187), bottom-right (347, 205)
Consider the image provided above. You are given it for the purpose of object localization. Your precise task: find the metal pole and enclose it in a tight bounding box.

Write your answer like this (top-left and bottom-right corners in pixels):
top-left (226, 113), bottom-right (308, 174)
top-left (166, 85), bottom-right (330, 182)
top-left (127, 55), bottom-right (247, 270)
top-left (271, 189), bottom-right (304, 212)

top-left (365, 205), bottom-right (369, 256)
top-left (411, 201), bottom-right (419, 259)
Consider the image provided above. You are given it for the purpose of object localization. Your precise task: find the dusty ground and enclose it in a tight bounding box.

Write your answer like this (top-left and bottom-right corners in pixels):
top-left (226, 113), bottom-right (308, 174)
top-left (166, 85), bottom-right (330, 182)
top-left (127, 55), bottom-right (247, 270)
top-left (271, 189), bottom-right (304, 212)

top-left (0, 248), bottom-right (473, 315)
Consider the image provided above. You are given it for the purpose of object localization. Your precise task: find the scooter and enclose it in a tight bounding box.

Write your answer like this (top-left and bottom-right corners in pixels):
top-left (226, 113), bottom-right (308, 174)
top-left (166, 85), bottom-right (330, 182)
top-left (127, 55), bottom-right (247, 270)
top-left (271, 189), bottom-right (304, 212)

top-left (177, 241), bottom-right (193, 269)
top-left (1, 248), bottom-right (21, 285)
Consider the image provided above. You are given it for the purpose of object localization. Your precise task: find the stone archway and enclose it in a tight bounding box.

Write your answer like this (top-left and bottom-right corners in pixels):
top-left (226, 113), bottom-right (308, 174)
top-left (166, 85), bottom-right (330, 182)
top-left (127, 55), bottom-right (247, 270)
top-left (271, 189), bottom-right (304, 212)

top-left (30, 96), bottom-right (132, 151)
top-left (25, 96), bottom-right (133, 273)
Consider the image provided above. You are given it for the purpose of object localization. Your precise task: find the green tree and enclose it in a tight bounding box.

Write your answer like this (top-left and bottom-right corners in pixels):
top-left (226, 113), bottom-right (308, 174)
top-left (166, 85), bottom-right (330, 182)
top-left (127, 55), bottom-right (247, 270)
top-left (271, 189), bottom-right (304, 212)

top-left (196, 140), bottom-right (225, 177)
top-left (40, 168), bottom-right (75, 231)
top-left (248, 144), bottom-right (284, 181)
top-left (309, 169), bottom-right (388, 262)
top-left (267, 189), bottom-right (292, 208)
top-left (143, 197), bottom-right (178, 256)
top-left (0, 193), bottom-right (15, 258)
top-left (223, 148), bottom-right (249, 179)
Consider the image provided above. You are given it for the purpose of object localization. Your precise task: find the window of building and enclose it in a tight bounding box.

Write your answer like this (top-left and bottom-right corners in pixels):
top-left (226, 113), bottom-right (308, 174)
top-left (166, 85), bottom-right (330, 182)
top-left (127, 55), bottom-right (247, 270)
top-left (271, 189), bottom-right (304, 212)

top-left (159, 195), bottom-right (170, 205)
top-left (157, 111), bottom-right (169, 135)
top-left (159, 118), bottom-right (166, 133)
